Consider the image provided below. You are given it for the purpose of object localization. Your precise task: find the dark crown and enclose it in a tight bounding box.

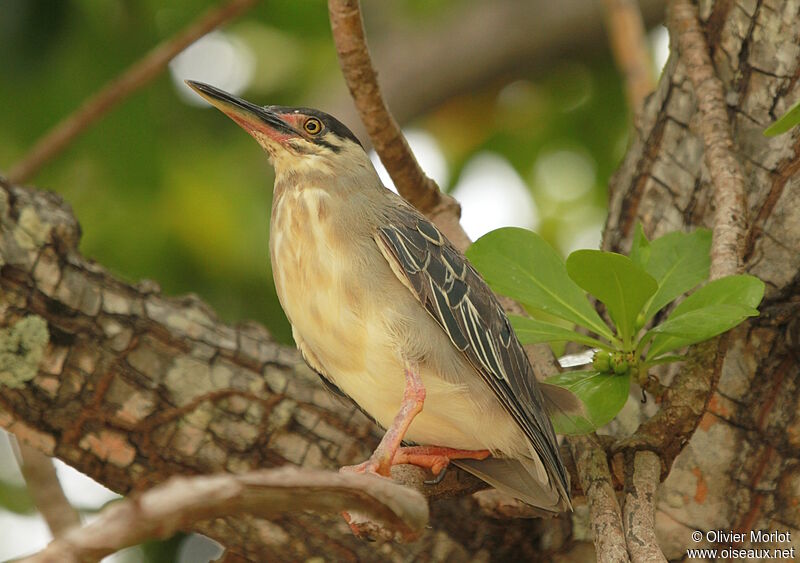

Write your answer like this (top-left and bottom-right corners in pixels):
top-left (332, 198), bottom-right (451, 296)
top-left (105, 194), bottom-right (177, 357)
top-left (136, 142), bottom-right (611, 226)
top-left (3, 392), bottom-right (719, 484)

top-left (269, 106), bottom-right (363, 148)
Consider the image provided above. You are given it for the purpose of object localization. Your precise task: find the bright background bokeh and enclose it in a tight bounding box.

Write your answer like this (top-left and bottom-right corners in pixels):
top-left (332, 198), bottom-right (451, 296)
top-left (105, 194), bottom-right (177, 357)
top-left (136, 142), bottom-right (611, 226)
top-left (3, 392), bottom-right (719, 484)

top-left (0, 0), bottom-right (669, 560)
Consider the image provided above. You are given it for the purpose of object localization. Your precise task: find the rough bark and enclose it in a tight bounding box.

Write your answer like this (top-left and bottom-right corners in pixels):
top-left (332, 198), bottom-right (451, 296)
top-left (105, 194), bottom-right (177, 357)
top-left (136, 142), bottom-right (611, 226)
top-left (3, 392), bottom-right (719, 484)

top-left (604, 0), bottom-right (800, 558)
top-left (570, 436), bottom-right (630, 563)
top-left (623, 451), bottom-right (666, 563)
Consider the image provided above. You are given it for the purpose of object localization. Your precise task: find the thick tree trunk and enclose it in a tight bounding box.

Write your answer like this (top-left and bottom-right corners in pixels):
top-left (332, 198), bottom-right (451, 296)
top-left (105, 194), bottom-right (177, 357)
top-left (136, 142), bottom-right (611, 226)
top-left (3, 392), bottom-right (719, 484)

top-left (605, 0), bottom-right (800, 558)
top-left (1, 0), bottom-right (799, 560)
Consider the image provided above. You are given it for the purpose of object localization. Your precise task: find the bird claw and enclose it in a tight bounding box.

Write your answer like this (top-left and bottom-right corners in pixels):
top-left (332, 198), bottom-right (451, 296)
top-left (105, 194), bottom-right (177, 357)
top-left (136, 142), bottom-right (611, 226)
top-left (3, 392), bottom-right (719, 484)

top-left (423, 464), bottom-right (448, 485)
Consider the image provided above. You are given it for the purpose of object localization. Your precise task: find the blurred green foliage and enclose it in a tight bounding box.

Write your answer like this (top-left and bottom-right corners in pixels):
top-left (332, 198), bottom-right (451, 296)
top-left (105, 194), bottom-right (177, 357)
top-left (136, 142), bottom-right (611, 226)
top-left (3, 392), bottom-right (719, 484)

top-left (0, 0), bottom-right (634, 559)
top-left (0, 0), bottom-right (629, 346)
top-left (0, 480), bottom-right (35, 515)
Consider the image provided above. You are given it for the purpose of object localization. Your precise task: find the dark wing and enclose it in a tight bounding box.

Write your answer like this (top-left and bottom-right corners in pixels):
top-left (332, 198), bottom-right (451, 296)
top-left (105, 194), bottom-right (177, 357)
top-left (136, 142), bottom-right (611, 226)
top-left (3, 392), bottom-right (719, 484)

top-left (374, 205), bottom-right (569, 500)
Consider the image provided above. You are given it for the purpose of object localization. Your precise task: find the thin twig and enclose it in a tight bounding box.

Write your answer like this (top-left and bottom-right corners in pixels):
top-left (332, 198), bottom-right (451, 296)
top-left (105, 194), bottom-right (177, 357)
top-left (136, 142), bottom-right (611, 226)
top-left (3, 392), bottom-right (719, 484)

top-left (21, 467), bottom-right (429, 563)
top-left (327, 0), bottom-right (470, 249)
top-left (570, 435), bottom-right (630, 563)
top-left (669, 0), bottom-right (747, 279)
top-left (13, 441), bottom-right (81, 537)
top-left (327, 0), bottom-right (437, 209)
top-left (623, 451), bottom-right (667, 562)
top-left (7, 0), bottom-right (258, 185)
top-left (601, 0), bottom-right (656, 113)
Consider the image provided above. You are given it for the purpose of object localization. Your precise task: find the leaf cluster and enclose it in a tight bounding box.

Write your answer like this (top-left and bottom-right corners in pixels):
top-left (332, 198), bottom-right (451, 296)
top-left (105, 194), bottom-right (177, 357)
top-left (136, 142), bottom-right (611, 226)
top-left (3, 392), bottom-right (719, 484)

top-left (466, 226), bottom-right (764, 434)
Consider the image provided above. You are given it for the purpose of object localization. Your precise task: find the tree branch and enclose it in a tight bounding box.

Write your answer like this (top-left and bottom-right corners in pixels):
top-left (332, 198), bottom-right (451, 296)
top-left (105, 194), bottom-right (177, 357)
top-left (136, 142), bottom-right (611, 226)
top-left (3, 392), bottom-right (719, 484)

top-left (327, 0), bottom-right (439, 211)
top-left (21, 467), bottom-right (428, 563)
top-left (614, 337), bottom-right (724, 468)
top-left (327, 0), bottom-right (470, 249)
top-left (14, 441), bottom-right (81, 537)
top-left (597, 0), bottom-right (800, 557)
top-left (623, 451), bottom-right (666, 563)
top-left (570, 435), bottom-right (630, 563)
top-left (601, 0), bottom-right (656, 113)
top-left (669, 0), bottom-right (747, 279)
top-left (6, 0), bottom-right (258, 185)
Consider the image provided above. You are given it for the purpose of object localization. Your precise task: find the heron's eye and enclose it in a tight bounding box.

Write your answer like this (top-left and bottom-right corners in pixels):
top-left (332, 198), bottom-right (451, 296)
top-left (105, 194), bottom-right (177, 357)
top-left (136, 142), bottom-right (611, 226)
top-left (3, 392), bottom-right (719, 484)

top-left (304, 118), bottom-right (322, 135)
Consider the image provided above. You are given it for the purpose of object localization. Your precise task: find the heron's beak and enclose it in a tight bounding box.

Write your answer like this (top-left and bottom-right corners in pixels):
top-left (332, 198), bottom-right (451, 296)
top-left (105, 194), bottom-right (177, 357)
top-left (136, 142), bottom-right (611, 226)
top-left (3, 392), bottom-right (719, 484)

top-left (185, 80), bottom-right (296, 142)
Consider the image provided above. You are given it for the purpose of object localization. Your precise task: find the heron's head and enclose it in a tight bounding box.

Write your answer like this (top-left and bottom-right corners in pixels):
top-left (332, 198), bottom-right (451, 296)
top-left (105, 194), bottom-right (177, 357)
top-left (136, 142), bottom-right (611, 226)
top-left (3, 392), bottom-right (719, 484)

top-left (187, 80), bottom-right (369, 178)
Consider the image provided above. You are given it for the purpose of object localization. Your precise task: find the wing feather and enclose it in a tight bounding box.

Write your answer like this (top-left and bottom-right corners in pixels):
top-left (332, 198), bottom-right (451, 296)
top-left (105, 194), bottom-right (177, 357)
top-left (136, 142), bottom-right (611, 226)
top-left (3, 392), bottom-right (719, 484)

top-left (374, 209), bottom-right (569, 502)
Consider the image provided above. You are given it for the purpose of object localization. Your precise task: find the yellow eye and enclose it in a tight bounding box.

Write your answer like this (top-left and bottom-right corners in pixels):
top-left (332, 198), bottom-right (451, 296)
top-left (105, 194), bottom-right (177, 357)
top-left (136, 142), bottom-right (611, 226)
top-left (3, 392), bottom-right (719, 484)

top-left (304, 117), bottom-right (322, 135)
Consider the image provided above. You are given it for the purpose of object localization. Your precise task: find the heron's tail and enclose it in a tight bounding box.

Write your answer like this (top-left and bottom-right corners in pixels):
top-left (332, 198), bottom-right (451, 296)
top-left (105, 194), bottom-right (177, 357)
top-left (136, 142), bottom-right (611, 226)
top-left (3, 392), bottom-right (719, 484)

top-left (454, 456), bottom-right (571, 513)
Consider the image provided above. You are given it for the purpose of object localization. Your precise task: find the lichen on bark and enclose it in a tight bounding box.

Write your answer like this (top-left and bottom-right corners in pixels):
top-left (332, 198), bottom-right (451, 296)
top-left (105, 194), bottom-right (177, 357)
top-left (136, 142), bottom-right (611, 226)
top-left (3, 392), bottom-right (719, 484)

top-left (0, 316), bottom-right (49, 389)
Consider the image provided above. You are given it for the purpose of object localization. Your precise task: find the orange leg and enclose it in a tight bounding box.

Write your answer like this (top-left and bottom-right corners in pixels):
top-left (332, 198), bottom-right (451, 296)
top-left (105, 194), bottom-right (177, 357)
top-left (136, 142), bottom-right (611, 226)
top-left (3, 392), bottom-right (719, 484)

top-left (340, 364), bottom-right (492, 537)
top-left (341, 364), bottom-right (426, 477)
top-left (340, 364), bottom-right (491, 477)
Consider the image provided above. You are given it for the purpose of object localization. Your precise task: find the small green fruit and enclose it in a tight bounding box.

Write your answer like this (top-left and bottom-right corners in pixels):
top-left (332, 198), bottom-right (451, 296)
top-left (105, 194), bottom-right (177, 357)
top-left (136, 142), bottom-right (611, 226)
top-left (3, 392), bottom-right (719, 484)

top-left (593, 350), bottom-right (611, 372)
top-left (611, 352), bottom-right (629, 375)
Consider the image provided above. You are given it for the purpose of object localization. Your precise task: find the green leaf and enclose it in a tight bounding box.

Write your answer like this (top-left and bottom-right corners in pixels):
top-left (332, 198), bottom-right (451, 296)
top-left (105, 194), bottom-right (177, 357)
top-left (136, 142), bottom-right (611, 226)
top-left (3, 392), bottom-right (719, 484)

top-left (670, 274), bottom-right (765, 314)
top-left (764, 98), bottom-right (800, 137)
top-left (509, 315), bottom-right (609, 349)
top-left (566, 250), bottom-right (658, 343)
top-left (546, 370), bottom-right (630, 434)
top-left (629, 223), bottom-right (651, 269)
top-left (646, 304), bottom-right (759, 358)
top-left (645, 275), bottom-right (765, 359)
top-left (652, 304), bottom-right (759, 338)
top-left (641, 229), bottom-right (711, 320)
top-left (467, 227), bottom-right (613, 339)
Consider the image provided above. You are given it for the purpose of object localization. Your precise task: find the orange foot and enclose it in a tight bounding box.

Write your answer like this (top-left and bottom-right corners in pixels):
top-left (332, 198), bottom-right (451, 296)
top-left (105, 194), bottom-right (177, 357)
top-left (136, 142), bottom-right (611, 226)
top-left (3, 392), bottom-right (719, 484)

top-left (392, 446), bottom-right (491, 478)
top-left (340, 446), bottom-right (491, 479)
